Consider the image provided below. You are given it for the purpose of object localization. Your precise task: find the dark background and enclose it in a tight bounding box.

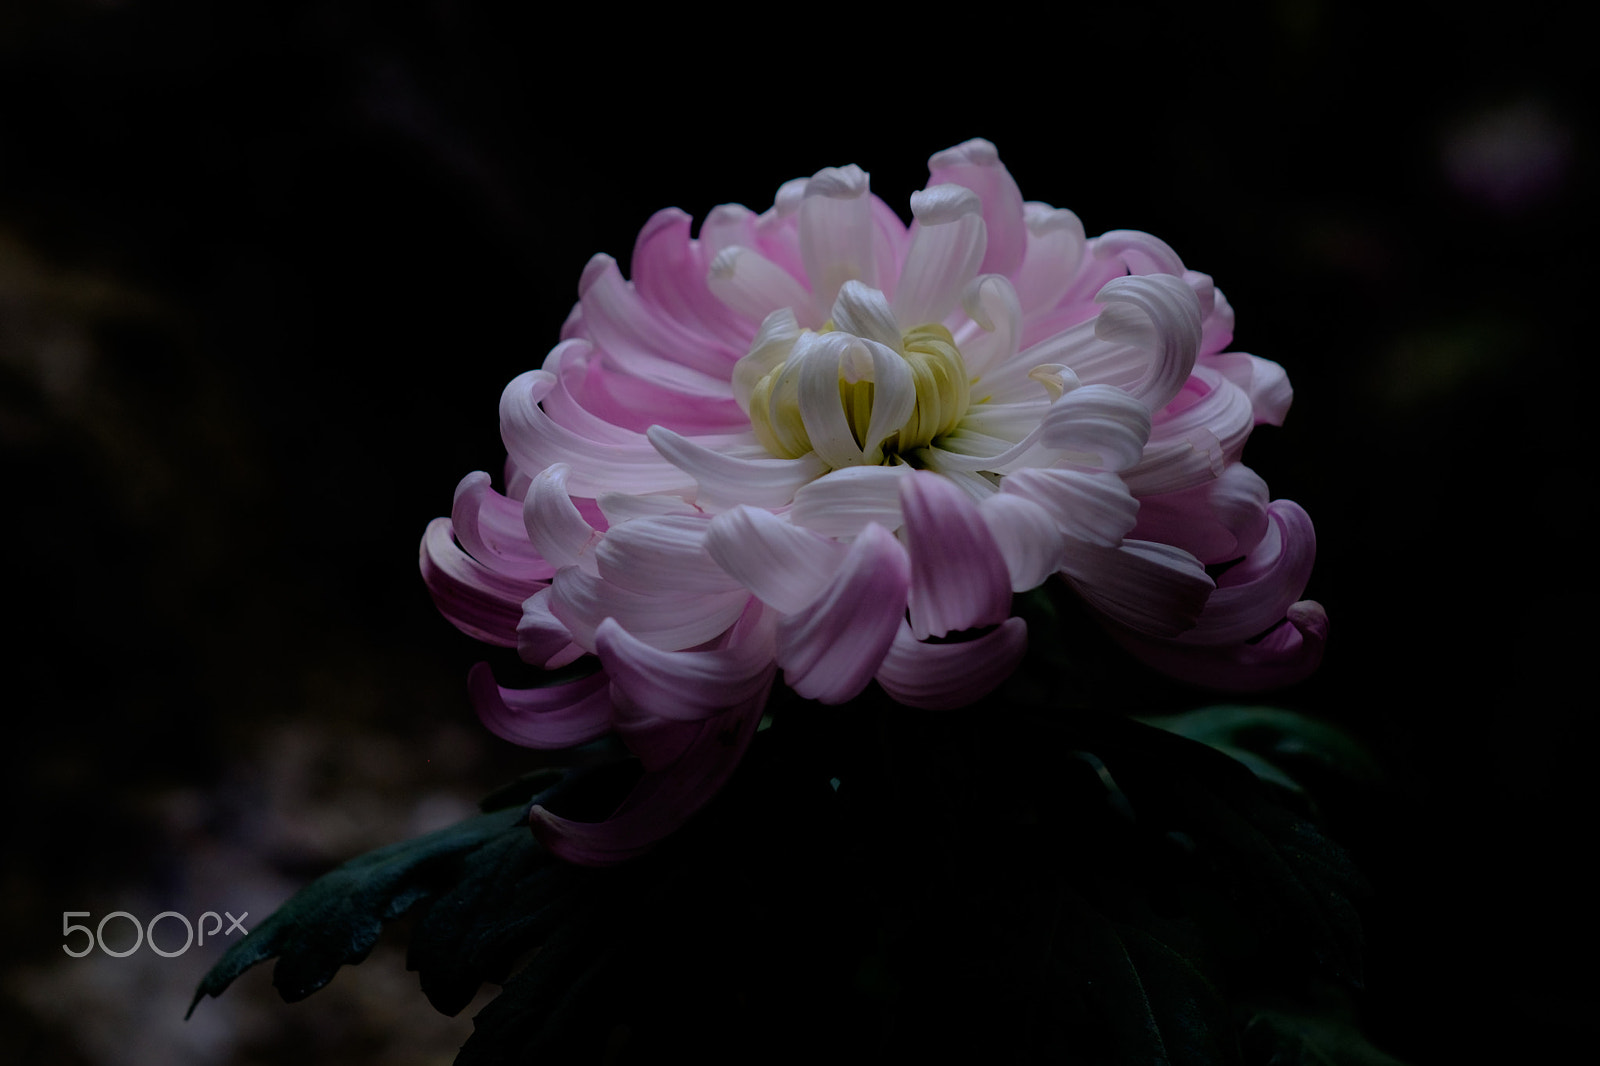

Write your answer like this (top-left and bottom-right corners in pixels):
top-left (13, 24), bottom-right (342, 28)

top-left (1, 2), bottom-right (1590, 1063)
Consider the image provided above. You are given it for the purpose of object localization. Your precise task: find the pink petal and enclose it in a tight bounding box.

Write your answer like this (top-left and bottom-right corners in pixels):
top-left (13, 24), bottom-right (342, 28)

top-left (419, 517), bottom-right (544, 647)
top-left (1131, 463), bottom-right (1272, 565)
top-left (1113, 600), bottom-right (1328, 692)
top-left (1180, 500), bottom-right (1317, 646)
top-left (451, 471), bottom-right (554, 580)
top-left (548, 566), bottom-right (752, 653)
top-left (530, 695), bottom-right (768, 865)
top-left (469, 662), bottom-right (613, 749)
top-left (979, 493), bottom-right (1065, 592)
top-left (1061, 539), bottom-right (1215, 638)
top-left (631, 207), bottom-right (755, 352)
top-left (1205, 351), bottom-right (1294, 427)
top-left (577, 252), bottom-right (741, 378)
top-left (1001, 467), bottom-right (1140, 548)
top-left (926, 138), bottom-right (1028, 280)
top-left (595, 606), bottom-right (776, 721)
top-left (517, 588), bottom-right (585, 668)
top-left (776, 523), bottom-right (911, 703)
top-left (874, 617), bottom-right (1028, 709)
top-left (900, 471), bottom-right (1012, 640)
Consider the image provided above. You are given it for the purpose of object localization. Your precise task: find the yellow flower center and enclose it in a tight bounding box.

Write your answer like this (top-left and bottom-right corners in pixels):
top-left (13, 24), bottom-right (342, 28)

top-left (748, 323), bottom-right (972, 465)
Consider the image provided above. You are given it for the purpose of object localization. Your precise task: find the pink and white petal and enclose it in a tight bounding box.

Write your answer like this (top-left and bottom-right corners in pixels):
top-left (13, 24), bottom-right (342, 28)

top-left (1181, 500), bottom-right (1316, 646)
top-left (544, 337), bottom-right (747, 437)
top-left (799, 164), bottom-right (879, 312)
top-left (1013, 203), bottom-right (1088, 318)
top-left (1114, 600), bottom-right (1328, 692)
top-left (955, 273), bottom-right (1023, 379)
top-left (577, 252), bottom-right (741, 377)
top-left (518, 588), bottom-right (586, 668)
top-left (548, 567), bottom-right (752, 653)
top-left (1121, 427), bottom-right (1226, 496)
top-left (705, 506), bottom-right (847, 614)
top-left (595, 610), bottom-right (777, 722)
top-left (499, 368), bottom-right (696, 497)
top-left (1060, 539), bottom-right (1215, 638)
top-left (776, 523), bottom-right (911, 704)
top-left (1001, 467), bottom-right (1140, 548)
top-left (595, 491), bottom-right (699, 526)
top-left (523, 463), bottom-right (602, 574)
top-left (647, 426), bottom-right (828, 512)
top-left (1185, 271), bottom-right (1237, 357)
top-left (708, 245), bottom-right (818, 327)
top-left (1090, 229), bottom-right (1187, 277)
top-left (593, 514), bottom-right (743, 595)
top-left (700, 203), bottom-right (760, 256)
top-left (451, 470), bottom-right (555, 579)
top-left (875, 617), bottom-right (1028, 710)
top-left (469, 663), bottom-right (613, 749)
top-left (631, 207), bottom-right (754, 352)
top-left (1204, 351), bottom-right (1294, 427)
top-left (789, 464), bottom-right (911, 538)
top-left (1131, 463), bottom-right (1271, 565)
top-left (419, 517), bottom-right (544, 647)
top-left (1147, 365), bottom-right (1254, 467)
top-left (979, 492), bottom-right (1066, 592)
top-left (529, 694), bottom-right (767, 866)
top-left (1087, 274), bottom-right (1203, 411)
top-left (927, 138), bottom-right (1027, 280)
top-left (900, 470), bottom-right (1013, 639)
top-left (1040, 383), bottom-right (1154, 472)
top-left (893, 184), bottom-right (987, 327)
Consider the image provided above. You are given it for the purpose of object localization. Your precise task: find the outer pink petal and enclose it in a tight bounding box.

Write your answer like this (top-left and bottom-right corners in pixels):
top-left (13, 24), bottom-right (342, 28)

top-left (529, 692), bottom-right (768, 865)
top-left (1205, 351), bottom-right (1294, 427)
top-left (595, 606), bottom-right (776, 721)
top-left (1179, 500), bottom-right (1317, 646)
top-left (1113, 600), bottom-right (1328, 692)
top-left (1131, 463), bottom-right (1272, 565)
top-left (517, 588), bottom-right (585, 668)
top-left (704, 506), bottom-right (847, 614)
top-left (874, 617), bottom-right (1028, 710)
top-left (419, 517), bottom-right (544, 647)
top-left (900, 471), bottom-right (1012, 640)
top-left (469, 662), bottom-right (613, 749)
top-left (776, 523), bottom-right (911, 703)
top-left (630, 207), bottom-right (755, 353)
top-left (926, 138), bottom-right (1027, 280)
top-left (452, 471), bottom-right (554, 579)
top-left (1061, 539), bottom-right (1215, 638)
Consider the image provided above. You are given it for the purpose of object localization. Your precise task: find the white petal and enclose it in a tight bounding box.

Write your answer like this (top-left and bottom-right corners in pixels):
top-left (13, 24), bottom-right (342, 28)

top-left (979, 493), bottom-right (1065, 591)
top-left (647, 425), bottom-right (827, 512)
top-left (830, 280), bottom-right (903, 349)
top-left (523, 463), bottom-right (602, 574)
top-left (705, 506), bottom-right (847, 613)
top-left (1089, 274), bottom-right (1203, 411)
top-left (1039, 383), bottom-right (1153, 472)
top-left (795, 331), bottom-right (871, 468)
top-left (548, 567), bottom-right (751, 653)
top-left (731, 307), bottom-right (802, 413)
top-left (1013, 203), bottom-right (1087, 314)
top-left (1205, 351), bottom-right (1293, 427)
top-left (499, 367), bottom-right (695, 497)
top-left (1091, 229), bottom-right (1186, 276)
top-left (593, 514), bottom-right (742, 595)
top-left (956, 273), bottom-right (1022, 379)
top-left (799, 164), bottom-right (877, 312)
top-left (789, 464), bottom-right (911, 538)
top-left (893, 184), bottom-right (986, 327)
top-left (1001, 467), bottom-right (1139, 547)
top-left (707, 245), bottom-right (816, 326)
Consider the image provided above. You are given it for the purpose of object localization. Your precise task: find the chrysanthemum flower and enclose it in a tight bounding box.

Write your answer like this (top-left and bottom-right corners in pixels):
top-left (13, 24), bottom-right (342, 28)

top-left (421, 139), bottom-right (1324, 863)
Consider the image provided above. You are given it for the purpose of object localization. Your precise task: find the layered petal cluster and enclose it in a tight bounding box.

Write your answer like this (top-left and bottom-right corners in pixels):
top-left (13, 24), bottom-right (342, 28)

top-left (421, 139), bottom-right (1323, 863)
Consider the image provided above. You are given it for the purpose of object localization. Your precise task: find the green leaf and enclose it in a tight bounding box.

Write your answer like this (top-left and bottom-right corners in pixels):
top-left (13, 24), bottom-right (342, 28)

top-left (187, 803), bottom-right (536, 1017)
top-left (1242, 1003), bottom-right (1412, 1065)
top-left (1140, 705), bottom-right (1382, 803)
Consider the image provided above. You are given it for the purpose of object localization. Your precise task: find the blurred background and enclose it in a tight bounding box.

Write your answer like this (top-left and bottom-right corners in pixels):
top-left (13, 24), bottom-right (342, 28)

top-left (1, 1), bottom-right (1589, 1062)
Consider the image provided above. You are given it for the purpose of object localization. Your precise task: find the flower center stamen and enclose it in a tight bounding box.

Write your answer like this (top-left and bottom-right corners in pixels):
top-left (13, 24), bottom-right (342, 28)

top-left (747, 322), bottom-right (972, 466)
